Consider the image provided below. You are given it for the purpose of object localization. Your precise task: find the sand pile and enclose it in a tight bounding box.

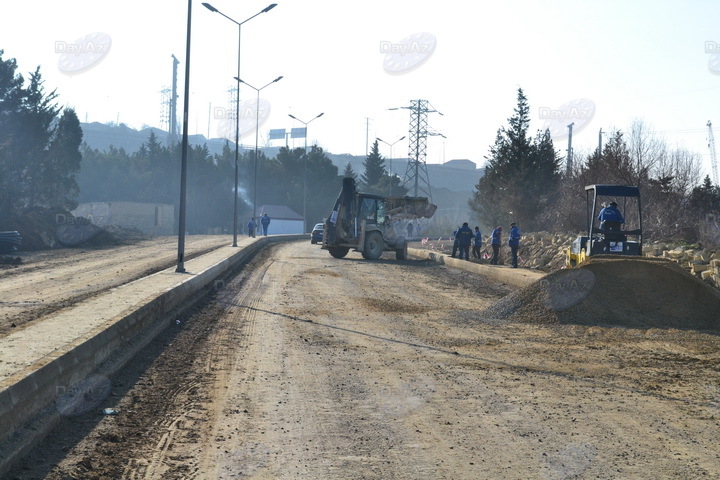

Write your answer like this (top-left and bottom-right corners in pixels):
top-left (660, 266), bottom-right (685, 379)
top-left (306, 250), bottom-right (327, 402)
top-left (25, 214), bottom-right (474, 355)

top-left (482, 256), bottom-right (720, 331)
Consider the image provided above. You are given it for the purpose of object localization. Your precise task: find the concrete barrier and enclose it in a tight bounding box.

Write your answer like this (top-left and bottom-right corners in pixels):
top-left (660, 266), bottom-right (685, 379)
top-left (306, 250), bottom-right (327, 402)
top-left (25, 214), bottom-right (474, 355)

top-left (408, 247), bottom-right (546, 288)
top-left (0, 234), bottom-right (302, 476)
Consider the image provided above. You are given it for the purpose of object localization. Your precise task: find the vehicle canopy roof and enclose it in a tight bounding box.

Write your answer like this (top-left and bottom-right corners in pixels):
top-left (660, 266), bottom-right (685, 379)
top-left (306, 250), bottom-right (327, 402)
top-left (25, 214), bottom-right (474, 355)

top-left (585, 184), bottom-right (640, 198)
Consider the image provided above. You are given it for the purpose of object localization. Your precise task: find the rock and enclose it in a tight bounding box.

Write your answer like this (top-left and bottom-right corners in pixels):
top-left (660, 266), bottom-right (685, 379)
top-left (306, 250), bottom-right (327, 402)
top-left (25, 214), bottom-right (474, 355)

top-left (691, 263), bottom-right (710, 274)
top-left (694, 251), bottom-right (711, 262)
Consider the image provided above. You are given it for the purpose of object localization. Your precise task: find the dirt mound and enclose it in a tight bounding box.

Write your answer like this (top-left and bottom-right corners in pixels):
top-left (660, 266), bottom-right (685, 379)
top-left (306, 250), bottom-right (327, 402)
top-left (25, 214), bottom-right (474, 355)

top-left (0, 208), bottom-right (143, 251)
top-left (482, 256), bottom-right (720, 331)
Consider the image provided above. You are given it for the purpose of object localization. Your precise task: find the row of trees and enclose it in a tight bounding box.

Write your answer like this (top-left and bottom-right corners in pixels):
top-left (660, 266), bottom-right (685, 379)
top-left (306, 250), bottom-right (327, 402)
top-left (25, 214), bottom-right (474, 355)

top-left (0, 51), bottom-right (83, 217)
top-left (470, 88), bottom-right (720, 245)
top-left (79, 133), bottom-right (343, 233)
top-left (79, 135), bottom-right (409, 234)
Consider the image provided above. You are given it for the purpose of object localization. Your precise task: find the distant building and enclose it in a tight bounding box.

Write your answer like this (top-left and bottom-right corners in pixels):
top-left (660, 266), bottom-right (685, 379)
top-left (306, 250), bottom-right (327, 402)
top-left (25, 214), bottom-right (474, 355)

top-left (256, 205), bottom-right (304, 234)
top-left (443, 159), bottom-right (476, 170)
top-left (73, 201), bottom-right (174, 236)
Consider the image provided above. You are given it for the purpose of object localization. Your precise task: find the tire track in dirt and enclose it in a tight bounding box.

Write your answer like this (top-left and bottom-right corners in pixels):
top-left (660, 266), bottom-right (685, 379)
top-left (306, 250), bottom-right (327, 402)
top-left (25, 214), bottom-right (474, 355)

top-left (192, 250), bottom-right (276, 479)
top-left (118, 246), bottom-right (277, 480)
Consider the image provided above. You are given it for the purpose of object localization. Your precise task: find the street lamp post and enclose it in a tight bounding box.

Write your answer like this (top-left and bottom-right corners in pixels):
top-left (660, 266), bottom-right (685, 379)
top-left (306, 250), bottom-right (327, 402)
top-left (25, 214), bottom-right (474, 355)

top-left (376, 136), bottom-right (405, 196)
top-left (235, 76), bottom-right (283, 221)
top-left (288, 112), bottom-right (324, 233)
top-left (202, 2), bottom-right (277, 247)
top-left (176, 0), bottom-right (194, 273)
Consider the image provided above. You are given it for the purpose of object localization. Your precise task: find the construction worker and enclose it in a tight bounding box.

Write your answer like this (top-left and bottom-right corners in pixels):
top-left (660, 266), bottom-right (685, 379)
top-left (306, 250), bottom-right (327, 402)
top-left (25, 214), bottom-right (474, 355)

top-left (451, 227), bottom-right (459, 258)
top-left (260, 213), bottom-right (271, 236)
top-left (598, 201), bottom-right (624, 230)
top-left (455, 222), bottom-right (474, 260)
top-left (598, 201), bottom-right (625, 252)
top-left (472, 226), bottom-right (483, 260)
top-left (490, 226), bottom-right (502, 265)
top-left (508, 222), bottom-right (521, 268)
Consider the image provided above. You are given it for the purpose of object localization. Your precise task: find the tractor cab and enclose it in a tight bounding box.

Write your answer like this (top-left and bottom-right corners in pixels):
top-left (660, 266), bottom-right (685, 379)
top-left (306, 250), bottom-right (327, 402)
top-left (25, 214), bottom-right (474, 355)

top-left (566, 184), bottom-right (643, 267)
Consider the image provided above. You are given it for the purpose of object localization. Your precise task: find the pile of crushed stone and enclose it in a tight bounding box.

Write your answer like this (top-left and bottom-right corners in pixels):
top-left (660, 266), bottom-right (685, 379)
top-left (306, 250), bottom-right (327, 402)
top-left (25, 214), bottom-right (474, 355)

top-left (481, 256), bottom-right (720, 331)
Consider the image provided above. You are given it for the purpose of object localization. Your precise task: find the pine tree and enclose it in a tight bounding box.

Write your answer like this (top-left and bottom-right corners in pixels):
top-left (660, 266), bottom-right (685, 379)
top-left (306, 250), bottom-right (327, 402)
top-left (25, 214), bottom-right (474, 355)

top-left (0, 51), bottom-right (26, 213)
top-left (690, 175), bottom-right (720, 215)
top-left (45, 108), bottom-right (83, 210)
top-left (0, 52), bottom-right (84, 213)
top-left (342, 162), bottom-right (357, 181)
top-left (469, 88), bottom-right (560, 231)
top-left (18, 68), bottom-right (60, 208)
top-left (360, 140), bottom-right (386, 190)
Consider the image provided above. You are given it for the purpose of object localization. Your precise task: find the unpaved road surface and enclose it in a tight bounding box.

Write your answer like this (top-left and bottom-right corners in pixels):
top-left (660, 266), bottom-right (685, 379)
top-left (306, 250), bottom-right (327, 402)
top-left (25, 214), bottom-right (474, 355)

top-left (7, 240), bottom-right (720, 479)
top-left (0, 235), bottom-right (231, 338)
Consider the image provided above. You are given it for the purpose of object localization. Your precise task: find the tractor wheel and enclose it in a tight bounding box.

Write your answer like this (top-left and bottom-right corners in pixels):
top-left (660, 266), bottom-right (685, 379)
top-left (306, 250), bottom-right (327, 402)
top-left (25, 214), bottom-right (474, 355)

top-left (362, 231), bottom-right (384, 260)
top-left (328, 246), bottom-right (350, 258)
top-left (396, 240), bottom-right (408, 260)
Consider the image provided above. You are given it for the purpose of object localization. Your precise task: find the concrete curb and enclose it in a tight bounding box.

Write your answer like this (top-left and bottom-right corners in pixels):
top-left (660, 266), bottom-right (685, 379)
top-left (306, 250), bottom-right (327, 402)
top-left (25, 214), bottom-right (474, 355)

top-left (0, 234), bottom-right (302, 476)
top-left (408, 247), bottom-right (546, 288)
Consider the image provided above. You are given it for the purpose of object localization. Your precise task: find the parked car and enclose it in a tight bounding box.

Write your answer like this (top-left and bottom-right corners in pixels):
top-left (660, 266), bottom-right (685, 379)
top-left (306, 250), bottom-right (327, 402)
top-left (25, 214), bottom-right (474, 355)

top-left (310, 223), bottom-right (324, 244)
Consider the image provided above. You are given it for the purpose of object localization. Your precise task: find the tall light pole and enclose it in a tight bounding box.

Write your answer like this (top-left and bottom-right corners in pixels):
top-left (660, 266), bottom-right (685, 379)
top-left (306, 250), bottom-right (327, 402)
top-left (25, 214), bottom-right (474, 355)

top-left (176, 0), bottom-right (194, 273)
top-left (376, 135), bottom-right (405, 196)
top-left (235, 76), bottom-right (283, 221)
top-left (288, 112), bottom-right (324, 233)
top-left (202, 2), bottom-right (277, 247)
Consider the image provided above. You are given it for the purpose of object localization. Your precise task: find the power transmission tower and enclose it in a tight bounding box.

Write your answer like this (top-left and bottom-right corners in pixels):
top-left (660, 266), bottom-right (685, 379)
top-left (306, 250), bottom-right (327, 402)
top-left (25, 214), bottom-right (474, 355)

top-left (170, 54), bottom-right (179, 140)
top-left (707, 120), bottom-right (719, 185)
top-left (160, 87), bottom-right (171, 131)
top-left (390, 99), bottom-right (444, 199)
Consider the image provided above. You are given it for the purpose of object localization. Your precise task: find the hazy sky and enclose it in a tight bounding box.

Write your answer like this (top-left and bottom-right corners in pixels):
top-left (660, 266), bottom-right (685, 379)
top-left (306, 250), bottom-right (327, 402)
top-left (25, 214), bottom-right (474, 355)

top-left (1, 0), bottom-right (720, 180)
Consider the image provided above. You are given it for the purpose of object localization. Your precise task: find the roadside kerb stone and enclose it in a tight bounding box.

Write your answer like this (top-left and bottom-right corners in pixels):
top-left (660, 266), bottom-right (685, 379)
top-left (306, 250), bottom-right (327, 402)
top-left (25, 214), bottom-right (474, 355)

top-left (408, 247), bottom-right (546, 288)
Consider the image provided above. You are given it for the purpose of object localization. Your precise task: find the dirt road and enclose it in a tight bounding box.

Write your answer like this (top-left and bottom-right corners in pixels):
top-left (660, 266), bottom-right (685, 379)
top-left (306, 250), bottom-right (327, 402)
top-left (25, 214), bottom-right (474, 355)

top-left (8, 240), bottom-right (720, 479)
top-left (0, 235), bottom-right (231, 337)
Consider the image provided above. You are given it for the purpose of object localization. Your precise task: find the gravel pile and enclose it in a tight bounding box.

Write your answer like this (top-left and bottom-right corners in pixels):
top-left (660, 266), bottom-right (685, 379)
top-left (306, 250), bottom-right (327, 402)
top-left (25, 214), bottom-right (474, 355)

top-left (481, 256), bottom-right (720, 331)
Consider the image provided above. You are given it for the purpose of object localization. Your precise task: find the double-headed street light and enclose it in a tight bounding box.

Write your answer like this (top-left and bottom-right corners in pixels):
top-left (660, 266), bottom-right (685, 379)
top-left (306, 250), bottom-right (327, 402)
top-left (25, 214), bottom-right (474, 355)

top-left (288, 112), bottom-right (324, 233)
top-left (376, 136), bottom-right (405, 196)
top-left (235, 76), bottom-right (283, 221)
top-left (202, 2), bottom-right (277, 247)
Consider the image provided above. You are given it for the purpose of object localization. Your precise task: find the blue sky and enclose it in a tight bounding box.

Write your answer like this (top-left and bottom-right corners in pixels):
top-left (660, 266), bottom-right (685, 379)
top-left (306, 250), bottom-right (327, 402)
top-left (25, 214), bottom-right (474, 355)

top-left (1, 0), bottom-right (719, 181)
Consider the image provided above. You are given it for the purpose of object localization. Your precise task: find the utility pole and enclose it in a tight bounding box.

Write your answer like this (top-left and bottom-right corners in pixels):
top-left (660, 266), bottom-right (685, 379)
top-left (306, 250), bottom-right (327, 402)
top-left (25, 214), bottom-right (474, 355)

top-left (388, 99), bottom-right (443, 199)
top-left (598, 128), bottom-right (603, 157)
top-left (365, 117), bottom-right (371, 155)
top-left (566, 122), bottom-right (574, 175)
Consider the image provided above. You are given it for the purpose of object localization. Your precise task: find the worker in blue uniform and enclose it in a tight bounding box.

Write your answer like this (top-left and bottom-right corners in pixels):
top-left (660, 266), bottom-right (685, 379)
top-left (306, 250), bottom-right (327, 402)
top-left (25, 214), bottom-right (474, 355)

top-left (490, 226), bottom-right (502, 265)
top-left (455, 222), bottom-right (474, 261)
top-left (508, 222), bottom-right (521, 268)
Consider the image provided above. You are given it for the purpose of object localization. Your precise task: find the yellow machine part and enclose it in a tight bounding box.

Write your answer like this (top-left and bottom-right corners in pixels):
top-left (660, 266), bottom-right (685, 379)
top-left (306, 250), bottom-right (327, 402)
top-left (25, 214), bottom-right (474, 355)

top-left (565, 247), bottom-right (587, 268)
